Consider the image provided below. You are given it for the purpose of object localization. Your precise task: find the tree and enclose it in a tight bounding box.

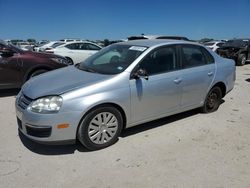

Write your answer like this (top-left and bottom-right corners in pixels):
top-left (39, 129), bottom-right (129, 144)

top-left (104, 39), bottom-right (110, 47)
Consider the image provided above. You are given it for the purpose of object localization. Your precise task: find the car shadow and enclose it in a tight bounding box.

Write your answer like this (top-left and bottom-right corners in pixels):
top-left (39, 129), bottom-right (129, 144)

top-left (0, 89), bottom-right (20, 97)
top-left (121, 109), bottom-right (200, 137)
top-left (18, 130), bottom-right (89, 155)
top-left (245, 78), bottom-right (250, 82)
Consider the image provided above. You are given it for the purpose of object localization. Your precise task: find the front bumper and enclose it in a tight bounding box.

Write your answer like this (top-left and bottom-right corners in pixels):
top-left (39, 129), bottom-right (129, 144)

top-left (15, 94), bottom-right (82, 144)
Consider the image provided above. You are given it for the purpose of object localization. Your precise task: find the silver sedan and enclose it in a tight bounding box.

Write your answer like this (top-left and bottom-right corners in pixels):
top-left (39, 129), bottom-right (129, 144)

top-left (15, 39), bottom-right (235, 150)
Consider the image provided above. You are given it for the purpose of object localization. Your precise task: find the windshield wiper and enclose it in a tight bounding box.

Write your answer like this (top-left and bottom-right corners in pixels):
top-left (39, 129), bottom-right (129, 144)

top-left (76, 64), bottom-right (97, 73)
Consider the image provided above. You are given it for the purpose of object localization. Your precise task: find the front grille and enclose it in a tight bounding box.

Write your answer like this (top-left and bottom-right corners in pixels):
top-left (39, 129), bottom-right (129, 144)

top-left (26, 124), bottom-right (52, 138)
top-left (17, 117), bottom-right (22, 130)
top-left (18, 94), bottom-right (32, 110)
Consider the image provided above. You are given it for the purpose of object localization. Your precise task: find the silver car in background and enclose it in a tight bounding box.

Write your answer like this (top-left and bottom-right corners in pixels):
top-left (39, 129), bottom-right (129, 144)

top-left (15, 40), bottom-right (235, 150)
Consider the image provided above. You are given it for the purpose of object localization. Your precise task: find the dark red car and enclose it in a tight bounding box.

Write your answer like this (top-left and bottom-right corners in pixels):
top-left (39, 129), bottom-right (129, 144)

top-left (0, 41), bottom-right (71, 89)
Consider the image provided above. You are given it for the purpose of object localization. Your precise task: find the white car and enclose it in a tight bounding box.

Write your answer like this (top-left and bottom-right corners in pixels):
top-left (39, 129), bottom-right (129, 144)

top-left (34, 41), bottom-right (64, 52)
top-left (59, 38), bottom-right (83, 42)
top-left (16, 42), bottom-right (34, 51)
top-left (128, 35), bottom-right (189, 41)
top-left (45, 41), bottom-right (102, 64)
top-left (204, 41), bottom-right (225, 52)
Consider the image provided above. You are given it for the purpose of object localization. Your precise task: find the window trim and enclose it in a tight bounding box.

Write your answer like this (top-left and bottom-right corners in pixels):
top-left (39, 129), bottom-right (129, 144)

top-left (130, 44), bottom-right (180, 79)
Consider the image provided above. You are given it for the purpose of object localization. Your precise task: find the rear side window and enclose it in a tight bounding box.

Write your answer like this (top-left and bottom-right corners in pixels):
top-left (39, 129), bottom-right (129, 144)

top-left (181, 45), bottom-right (213, 68)
top-left (65, 43), bottom-right (81, 50)
top-left (201, 47), bottom-right (214, 64)
top-left (88, 44), bottom-right (101, 50)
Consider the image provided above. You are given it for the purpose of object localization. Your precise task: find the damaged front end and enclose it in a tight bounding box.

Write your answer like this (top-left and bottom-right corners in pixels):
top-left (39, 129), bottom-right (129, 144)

top-left (217, 47), bottom-right (241, 60)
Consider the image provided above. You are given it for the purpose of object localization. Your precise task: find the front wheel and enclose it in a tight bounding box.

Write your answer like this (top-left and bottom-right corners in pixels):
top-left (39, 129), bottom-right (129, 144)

top-left (77, 106), bottom-right (123, 150)
top-left (201, 87), bottom-right (222, 113)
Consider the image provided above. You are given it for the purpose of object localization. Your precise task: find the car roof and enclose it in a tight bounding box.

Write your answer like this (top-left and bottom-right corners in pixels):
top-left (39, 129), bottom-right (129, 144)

top-left (127, 35), bottom-right (189, 40)
top-left (118, 39), bottom-right (197, 48)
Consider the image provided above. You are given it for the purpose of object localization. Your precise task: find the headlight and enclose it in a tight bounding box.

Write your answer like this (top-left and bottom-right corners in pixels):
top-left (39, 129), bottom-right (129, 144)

top-left (28, 96), bottom-right (63, 114)
top-left (51, 57), bottom-right (70, 65)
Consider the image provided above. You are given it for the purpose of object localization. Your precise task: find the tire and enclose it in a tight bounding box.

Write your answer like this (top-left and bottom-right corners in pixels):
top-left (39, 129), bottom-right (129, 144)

top-left (237, 54), bottom-right (246, 66)
top-left (201, 86), bottom-right (222, 113)
top-left (66, 57), bottom-right (74, 65)
top-left (77, 106), bottom-right (123, 150)
top-left (29, 69), bottom-right (48, 79)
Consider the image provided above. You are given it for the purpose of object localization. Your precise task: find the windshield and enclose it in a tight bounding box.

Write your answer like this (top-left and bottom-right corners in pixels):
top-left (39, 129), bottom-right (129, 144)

top-left (51, 42), bottom-right (65, 48)
top-left (222, 40), bottom-right (249, 48)
top-left (77, 44), bottom-right (147, 75)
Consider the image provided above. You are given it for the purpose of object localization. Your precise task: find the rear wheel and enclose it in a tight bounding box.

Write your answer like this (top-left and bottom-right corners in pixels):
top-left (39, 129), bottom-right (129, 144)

top-left (201, 87), bottom-right (222, 113)
top-left (237, 54), bottom-right (246, 66)
top-left (77, 106), bottom-right (123, 150)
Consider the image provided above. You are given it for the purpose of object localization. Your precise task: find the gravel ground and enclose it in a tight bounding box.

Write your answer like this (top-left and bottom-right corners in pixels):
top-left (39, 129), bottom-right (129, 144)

top-left (0, 65), bottom-right (250, 188)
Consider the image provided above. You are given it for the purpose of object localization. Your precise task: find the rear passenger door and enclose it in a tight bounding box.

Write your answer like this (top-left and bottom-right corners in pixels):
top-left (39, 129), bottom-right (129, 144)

top-left (179, 44), bottom-right (216, 109)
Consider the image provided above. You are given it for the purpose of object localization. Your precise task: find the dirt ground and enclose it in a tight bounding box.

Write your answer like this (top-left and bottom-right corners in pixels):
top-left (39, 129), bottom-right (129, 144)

top-left (0, 65), bottom-right (250, 188)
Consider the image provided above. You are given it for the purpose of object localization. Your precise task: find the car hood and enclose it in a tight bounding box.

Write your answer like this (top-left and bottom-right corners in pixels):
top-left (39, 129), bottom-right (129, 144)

top-left (22, 66), bottom-right (113, 99)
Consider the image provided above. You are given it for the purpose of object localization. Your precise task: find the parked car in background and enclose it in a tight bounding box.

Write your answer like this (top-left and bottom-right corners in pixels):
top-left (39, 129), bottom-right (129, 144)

top-left (204, 41), bottom-right (225, 52)
top-left (217, 39), bottom-right (250, 66)
top-left (128, 35), bottom-right (189, 41)
top-left (45, 41), bottom-right (102, 64)
top-left (15, 39), bottom-right (235, 150)
top-left (0, 40), bottom-right (70, 89)
top-left (59, 38), bottom-right (82, 42)
top-left (16, 41), bottom-right (34, 51)
top-left (34, 41), bottom-right (65, 52)
top-left (33, 40), bottom-right (49, 51)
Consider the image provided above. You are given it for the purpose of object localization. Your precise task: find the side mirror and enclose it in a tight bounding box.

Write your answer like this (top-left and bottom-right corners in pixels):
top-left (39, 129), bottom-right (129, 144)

top-left (132, 68), bottom-right (149, 80)
top-left (0, 48), bottom-right (14, 57)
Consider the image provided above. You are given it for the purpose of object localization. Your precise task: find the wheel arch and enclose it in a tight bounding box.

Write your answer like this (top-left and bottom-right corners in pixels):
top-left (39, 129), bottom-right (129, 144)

top-left (76, 102), bottom-right (127, 138)
top-left (211, 81), bottom-right (226, 98)
top-left (65, 57), bottom-right (74, 64)
top-left (23, 65), bottom-right (52, 82)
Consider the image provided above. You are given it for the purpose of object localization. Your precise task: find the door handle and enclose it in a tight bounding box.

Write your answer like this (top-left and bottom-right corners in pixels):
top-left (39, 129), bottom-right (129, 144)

top-left (174, 78), bottom-right (182, 84)
top-left (208, 72), bottom-right (213, 76)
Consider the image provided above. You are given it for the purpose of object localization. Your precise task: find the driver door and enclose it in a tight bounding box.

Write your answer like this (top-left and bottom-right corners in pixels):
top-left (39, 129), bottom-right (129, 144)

top-left (129, 45), bottom-right (182, 124)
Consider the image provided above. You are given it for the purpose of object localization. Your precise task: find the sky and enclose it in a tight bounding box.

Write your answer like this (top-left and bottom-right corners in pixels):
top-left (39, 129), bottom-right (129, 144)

top-left (0, 0), bottom-right (250, 41)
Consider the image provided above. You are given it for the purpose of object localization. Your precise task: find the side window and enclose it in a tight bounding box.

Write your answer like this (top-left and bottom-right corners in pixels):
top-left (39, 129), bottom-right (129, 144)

top-left (79, 43), bottom-right (88, 50)
top-left (181, 45), bottom-right (207, 68)
top-left (65, 43), bottom-right (77, 50)
top-left (217, 42), bottom-right (224, 47)
top-left (201, 47), bottom-right (214, 64)
top-left (88, 44), bottom-right (101, 50)
top-left (139, 46), bottom-right (177, 75)
top-left (66, 43), bottom-right (83, 50)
